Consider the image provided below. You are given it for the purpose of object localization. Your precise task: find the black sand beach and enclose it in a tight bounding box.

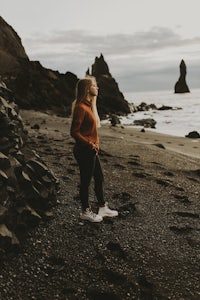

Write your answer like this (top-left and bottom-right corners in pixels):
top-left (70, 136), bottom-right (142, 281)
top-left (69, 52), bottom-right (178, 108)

top-left (0, 110), bottom-right (200, 300)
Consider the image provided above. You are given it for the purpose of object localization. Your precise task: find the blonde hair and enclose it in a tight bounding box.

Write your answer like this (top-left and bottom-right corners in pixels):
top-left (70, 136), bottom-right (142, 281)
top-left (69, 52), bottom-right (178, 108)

top-left (71, 76), bottom-right (101, 128)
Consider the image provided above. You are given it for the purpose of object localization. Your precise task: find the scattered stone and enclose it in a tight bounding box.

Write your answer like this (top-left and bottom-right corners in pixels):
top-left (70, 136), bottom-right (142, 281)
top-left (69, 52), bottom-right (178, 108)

top-left (106, 241), bottom-right (127, 258)
top-left (133, 118), bottom-right (156, 128)
top-left (185, 131), bottom-right (200, 139)
top-left (110, 114), bottom-right (121, 126)
top-left (156, 179), bottom-right (171, 186)
top-left (128, 160), bottom-right (140, 166)
top-left (31, 124), bottom-right (40, 130)
top-left (132, 172), bottom-right (148, 178)
top-left (136, 102), bottom-right (157, 111)
top-left (153, 143), bottom-right (166, 149)
top-left (163, 171), bottom-right (174, 176)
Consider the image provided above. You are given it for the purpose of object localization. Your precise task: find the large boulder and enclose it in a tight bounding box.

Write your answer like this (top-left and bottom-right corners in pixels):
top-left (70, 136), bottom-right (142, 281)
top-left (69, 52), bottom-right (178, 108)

top-left (174, 60), bottom-right (190, 93)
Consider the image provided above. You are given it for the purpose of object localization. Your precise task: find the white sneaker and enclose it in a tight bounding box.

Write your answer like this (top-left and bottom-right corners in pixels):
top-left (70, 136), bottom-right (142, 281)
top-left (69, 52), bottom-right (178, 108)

top-left (80, 208), bottom-right (103, 223)
top-left (98, 202), bottom-right (118, 218)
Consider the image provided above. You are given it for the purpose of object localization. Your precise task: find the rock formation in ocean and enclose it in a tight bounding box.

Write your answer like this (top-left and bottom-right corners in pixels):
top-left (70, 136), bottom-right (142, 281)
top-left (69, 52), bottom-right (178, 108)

top-left (0, 17), bottom-right (130, 117)
top-left (174, 59), bottom-right (190, 93)
top-left (88, 54), bottom-right (131, 115)
top-left (0, 82), bottom-right (58, 253)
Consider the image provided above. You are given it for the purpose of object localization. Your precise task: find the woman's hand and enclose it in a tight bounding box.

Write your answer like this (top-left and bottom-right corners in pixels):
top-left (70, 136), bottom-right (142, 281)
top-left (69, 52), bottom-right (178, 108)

top-left (89, 141), bottom-right (99, 154)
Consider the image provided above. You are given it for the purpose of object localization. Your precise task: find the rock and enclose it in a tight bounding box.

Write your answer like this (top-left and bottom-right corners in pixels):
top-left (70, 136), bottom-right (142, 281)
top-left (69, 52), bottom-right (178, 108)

top-left (0, 206), bottom-right (8, 223)
top-left (158, 105), bottom-right (173, 110)
top-left (0, 81), bottom-right (59, 253)
top-left (174, 60), bottom-right (190, 93)
top-left (0, 152), bottom-right (10, 169)
top-left (133, 118), bottom-right (157, 128)
top-left (88, 54), bottom-right (131, 116)
top-left (31, 124), bottom-right (40, 130)
top-left (0, 169), bottom-right (8, 181)
top-left (185, 131), bottom-right (200, 139)
top-left (110, 114), bottom-right (121, 126)
top-left (137, 102), bottom-right (157, 111)
top-left (0, 224), bottom-right (19, 251)
top-left (158, 105), bottom-right (182, 111)
top-left (153, 143), bottom-right (166, 149)
top-left (16, 205), bottom-right (42, 227)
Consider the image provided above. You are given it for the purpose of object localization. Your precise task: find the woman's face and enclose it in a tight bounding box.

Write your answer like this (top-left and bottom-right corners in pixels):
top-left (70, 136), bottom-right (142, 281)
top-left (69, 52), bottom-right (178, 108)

top-left (89, 80), bottom-right (99, 97)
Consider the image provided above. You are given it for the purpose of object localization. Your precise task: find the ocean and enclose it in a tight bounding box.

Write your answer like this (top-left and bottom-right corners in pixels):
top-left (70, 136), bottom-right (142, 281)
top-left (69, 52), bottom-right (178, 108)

top-left (118, 89), bottom-right (200, 138)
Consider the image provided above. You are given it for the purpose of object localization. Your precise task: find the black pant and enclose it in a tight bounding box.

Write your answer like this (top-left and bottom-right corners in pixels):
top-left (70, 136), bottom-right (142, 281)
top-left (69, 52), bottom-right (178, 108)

top-left (74, 147), bottom-right (105, 211)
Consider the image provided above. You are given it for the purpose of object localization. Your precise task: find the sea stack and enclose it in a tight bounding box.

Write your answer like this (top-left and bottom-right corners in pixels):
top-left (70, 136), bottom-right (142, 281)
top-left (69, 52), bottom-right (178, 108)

top-left (174, 59), bottom-right (190, 93)
top-left (88, 54), bottom-right (131, 116)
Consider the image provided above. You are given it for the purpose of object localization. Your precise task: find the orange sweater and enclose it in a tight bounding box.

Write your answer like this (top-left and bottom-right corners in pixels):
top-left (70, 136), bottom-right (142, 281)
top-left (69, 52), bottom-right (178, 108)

top-left (70, 100), bottom-right (99, 150)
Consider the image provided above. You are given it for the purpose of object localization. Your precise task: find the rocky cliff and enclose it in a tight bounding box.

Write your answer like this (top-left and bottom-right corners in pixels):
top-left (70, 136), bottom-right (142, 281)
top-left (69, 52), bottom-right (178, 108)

top-left (0, 82), bottom-right (58, 253)
top-left (0, 16), bottom-right (77, 116)
top-left (0, 16), bottom-right (130, 117)
top-left (0, 16), bottom-right (28, 74)
top-left (174, 59), bottom-right (190, 93)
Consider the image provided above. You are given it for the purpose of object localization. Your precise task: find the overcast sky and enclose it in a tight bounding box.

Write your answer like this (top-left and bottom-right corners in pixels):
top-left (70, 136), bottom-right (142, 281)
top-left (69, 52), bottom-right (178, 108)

top-left (1, 0), bottom-right (200, 92)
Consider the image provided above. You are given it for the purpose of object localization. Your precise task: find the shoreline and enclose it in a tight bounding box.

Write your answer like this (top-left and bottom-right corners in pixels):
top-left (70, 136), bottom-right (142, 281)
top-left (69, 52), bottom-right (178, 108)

top-left (20, 109), bottom-right (200, 160)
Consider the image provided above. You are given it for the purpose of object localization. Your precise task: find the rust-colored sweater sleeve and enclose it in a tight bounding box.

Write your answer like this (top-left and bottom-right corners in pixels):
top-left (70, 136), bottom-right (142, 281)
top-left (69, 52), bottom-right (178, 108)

top-left (70, 105), bottom-right (89, 145)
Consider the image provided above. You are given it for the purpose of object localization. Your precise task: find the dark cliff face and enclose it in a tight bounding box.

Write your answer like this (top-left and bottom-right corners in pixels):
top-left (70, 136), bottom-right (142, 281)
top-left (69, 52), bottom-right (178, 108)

top-left (0, 17), bottom-right (130, 116)
top-left (5, 58), bottom-right (78, 116)
top-left (89, 54), bottom-right (131, 116)
top-left (0, 16), bottom-right (78, 116)
top-left (0, 16), bottom-right (28, 74)
top-left (174, 59), bottom-right (190, 93)
top-left (3, 60), bottom-right (78, 116)
top-left (0, 82), bottom-right (59, 251)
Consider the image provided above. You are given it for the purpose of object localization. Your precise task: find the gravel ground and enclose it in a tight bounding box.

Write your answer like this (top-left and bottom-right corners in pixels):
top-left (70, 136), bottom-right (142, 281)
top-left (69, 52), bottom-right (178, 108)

top-left (0, 110), bottom-right (200, 300)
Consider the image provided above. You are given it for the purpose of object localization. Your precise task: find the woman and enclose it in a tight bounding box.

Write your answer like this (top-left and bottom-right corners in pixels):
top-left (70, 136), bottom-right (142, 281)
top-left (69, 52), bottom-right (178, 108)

top-left (70, 76), bottom-right (118, 222)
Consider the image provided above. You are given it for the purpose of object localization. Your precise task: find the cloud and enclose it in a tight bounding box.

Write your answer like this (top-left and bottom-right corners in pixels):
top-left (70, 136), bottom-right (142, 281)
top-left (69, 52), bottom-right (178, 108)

top-left (23, 26), bottom-right (200, 92)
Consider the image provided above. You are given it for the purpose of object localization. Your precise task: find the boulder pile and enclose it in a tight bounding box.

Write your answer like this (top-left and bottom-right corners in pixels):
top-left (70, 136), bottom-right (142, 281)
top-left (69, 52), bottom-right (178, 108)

top-left (0, 82), bottom-right (59, 255)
